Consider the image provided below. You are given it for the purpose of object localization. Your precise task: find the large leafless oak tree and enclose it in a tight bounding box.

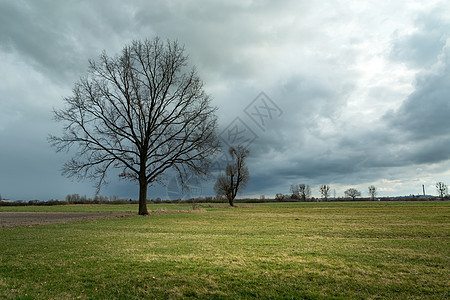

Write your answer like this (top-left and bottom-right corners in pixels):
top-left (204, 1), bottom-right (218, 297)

top-left (214, 146), bottom-right (250, 207)
top-left (49, 38), bottom-right (220, 215)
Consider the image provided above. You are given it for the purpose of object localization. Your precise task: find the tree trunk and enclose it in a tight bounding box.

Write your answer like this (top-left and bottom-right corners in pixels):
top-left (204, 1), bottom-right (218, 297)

top-left (138, 178), bottom-right (149, 215)
top-left (228, 197), bottom-right (234, 207)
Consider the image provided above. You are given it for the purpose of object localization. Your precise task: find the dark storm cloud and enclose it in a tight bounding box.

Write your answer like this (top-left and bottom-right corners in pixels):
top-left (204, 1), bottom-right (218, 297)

top-left (1, 0), bottom-right (450, 200)
top-left (246, 22), bottom-right (450, 194)
top-left (0, 1), bottom-right (82, 80)
top-left (385, 52), bottom-right (450, 140)
top-left (383, 10), bottom-right (450, 170)
top-left (389, 80), bottom-right (450, 139)
top-left (0, 1), bottom-right (142, 82)
top-left (133, 0), bottom-right (308, 80)
top-left (0, 117), bottom-right (93, 200)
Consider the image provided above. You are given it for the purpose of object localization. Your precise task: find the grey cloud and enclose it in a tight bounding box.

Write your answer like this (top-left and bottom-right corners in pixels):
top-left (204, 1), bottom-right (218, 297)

top-left (0, 1), bottom-right (81, 81)
top-left (0, 118), bottom-right (92, 200)
top-left (410, 138), bottom-right (450, 164)
top-left (390, 30), bottom-right (445, 68)
top-left (0, 1), bottom-right (144, 83)
top-left (390, 8), bottom-right (449, 68)
top-left (381, 8), bottom-right (450, 171)
top-left (134, 0), bottom-right (318, 84)
top-left (386, 47), bottom-right (450, 140)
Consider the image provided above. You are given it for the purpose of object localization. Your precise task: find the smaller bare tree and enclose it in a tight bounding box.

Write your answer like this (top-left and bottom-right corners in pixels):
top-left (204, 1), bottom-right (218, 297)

top-left (345, 188), bottom-right (361, 200)
top-left (319, 185), bottom-right (330, 201)
top-left (436, 182), bottom-right (448, 200)
top-left (214, 146), bottom-right (250, 207)
top-left (368, 185), bottom-right (377, 200)
top-left (299, 184), bottom-right (311, 201)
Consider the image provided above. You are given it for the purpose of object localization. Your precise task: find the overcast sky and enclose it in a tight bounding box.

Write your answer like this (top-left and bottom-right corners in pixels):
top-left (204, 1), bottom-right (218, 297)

top-left (1, 0), bottom-right (449, 200)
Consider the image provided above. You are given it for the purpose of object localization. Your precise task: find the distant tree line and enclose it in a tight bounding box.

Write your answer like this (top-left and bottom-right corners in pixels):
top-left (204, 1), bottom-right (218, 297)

top-left (277, 184), bottom-right (368, 201)
top-left (0, 195), bottom-right (135, 207)
top-left (64, 194), bottom-right (133, 204)
top-left (274, 182), bottom-right (449, 202)
top-left (1, 182), bottom-right (448, 207)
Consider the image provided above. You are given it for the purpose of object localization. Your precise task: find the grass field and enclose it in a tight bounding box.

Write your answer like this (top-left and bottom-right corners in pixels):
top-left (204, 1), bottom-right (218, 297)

top-left (1, 202), bottom-right (449, 299)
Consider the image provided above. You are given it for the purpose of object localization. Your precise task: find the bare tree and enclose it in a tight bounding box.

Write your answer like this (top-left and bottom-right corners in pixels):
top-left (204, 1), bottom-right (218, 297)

top-left (49, 38), bottom-right (220, 215)
top-left (299, 184), bottom-right (311, 201)
top-left (368, 185), bottom-right (377, 200)
top-left (436, 182), bottom-right (448, 199)
top-left (345, 188), bottom-right (361, 200)
top-left (319, 184), bottom-right (330, 201)
top-left (214, 146), bottom-right (250, 207)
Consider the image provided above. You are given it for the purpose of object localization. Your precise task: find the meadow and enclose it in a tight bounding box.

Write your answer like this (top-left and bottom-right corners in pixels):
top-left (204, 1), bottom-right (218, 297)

top-left (1, 202), bottom-right (449, 299)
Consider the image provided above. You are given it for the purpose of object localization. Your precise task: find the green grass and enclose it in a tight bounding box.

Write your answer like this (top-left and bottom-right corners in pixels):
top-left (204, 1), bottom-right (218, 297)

top-left (1, 202), bottom-right (449, 299)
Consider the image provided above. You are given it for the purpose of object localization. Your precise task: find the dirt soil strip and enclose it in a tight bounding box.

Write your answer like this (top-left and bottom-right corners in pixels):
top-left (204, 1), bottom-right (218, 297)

top-left (0, 212), bottom-right (136, 227)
